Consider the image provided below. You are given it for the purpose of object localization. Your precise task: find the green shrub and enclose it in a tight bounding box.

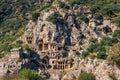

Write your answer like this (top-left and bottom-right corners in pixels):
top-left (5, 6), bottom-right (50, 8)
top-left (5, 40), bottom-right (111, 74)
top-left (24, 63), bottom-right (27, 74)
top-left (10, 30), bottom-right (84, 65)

top-left (17, 58), bottom-right (23, 62)
top-left (47, 13), bottom-right (57, 23)
top-left (68, 0), bottom-right (88, 5)
top-left (18, 69), bottom-right (39, 80)
top-left (78, 13), bottom-right (89, 23)
top-left (113, 30), bottom-right (120, 39)
top-left (93, 14), bottom-right (103, 20)
top-left (89, 37), bottom-right (97, 43)
top-left (78, 72), bottom-right (96, 80)
top-left (59, 1), bottom-right (66, 8)
top-left (113, 16), bottom-right (120, 26)
top-left (0, 54), bottom-right (4, 58)
top-left (97, 52), bottom-right (107, 59)
top-left (101, 7), bottom-right (116, 17)
top-left (101, 37), bottom-right (112, 46)
top-left (32, 13), bottom-right (40, 21)
top-left (79, 41), bottom-right (83, 45)
top-left (59, 1), bottom-right (69, 9)
top-left (46, 13), bottom-right (64, 24)
top-left (16, 40), bottom-right (23, 47)
top-left (87, 43), bottom-right (106, 57)
top-left (111, 37), bottom-right (118, 44)
top-left (87, 43), bottom-right (97, 53)
top-left (107, 44), bottom-right (120, 69)
top-left (112, 56), bottom-right (120, 69)
top-left (0, 44), bottom-right (12, 52)
top-left (68, 0), bottom-right (76, 5)
top-left (76, 51), bottom-right (80, 56)
top-left (82, 51), bottom-right (89, 57)
top-left (91, 5), bottom-right (100, 13)
top-left (94, 44), bottom-right (106, 53)
top-left (22, 44), bottom-right (30, 50)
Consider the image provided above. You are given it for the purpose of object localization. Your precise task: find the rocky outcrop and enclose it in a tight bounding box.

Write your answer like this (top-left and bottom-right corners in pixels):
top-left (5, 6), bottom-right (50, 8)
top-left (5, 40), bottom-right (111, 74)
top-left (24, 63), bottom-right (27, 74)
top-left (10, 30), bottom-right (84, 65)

top-left (62, 58), bottom-right (120, 80)
top-left (1, 1), bottom-right (120, 80)
top-left (23, 5), bottom-right (120, 79)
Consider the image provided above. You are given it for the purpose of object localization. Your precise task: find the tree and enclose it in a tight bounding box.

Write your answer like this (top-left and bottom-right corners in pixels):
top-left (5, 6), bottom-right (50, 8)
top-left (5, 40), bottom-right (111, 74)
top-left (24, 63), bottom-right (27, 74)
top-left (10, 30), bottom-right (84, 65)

top-left (78, 72), bottom-right (96, 80)
top-left (18, 69), bottom-right (39, 80)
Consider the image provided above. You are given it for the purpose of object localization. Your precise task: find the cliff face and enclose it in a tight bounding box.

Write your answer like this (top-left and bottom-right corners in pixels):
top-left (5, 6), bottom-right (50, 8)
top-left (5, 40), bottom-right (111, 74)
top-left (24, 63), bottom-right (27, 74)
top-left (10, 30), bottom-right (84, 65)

top-left (23, 3), bottom-right (120, 79)
top-left (25, 5), bottom-right (118, 53)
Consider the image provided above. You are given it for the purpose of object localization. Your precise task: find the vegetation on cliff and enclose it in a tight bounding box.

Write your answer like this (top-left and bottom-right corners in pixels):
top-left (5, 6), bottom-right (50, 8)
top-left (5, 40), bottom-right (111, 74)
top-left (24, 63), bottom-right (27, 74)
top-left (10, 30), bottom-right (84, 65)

top-left (78, 72), bottom-right (96, 80)
top-left (0, 0), bottom-right (54, 52)
top-left (18, 69), bottom-right (39, 80)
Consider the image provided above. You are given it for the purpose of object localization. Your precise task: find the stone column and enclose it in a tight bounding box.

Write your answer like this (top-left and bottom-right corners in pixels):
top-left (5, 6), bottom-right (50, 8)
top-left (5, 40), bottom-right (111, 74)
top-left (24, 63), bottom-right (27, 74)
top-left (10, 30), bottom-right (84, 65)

top-left (42, 43), bottom-right (44, 51)
top-left (62, 62), bottom-right (63, 70)
top-left (57, 62), bottom-right (58, 69)
top-left (68, 63), bottom-right (70, 69)
top-left (48, 44), bottom-right (50, 50)
top-left (64, 63), bottom-right (65, 69)
top-left (62, 62), bottom-right (64, 69)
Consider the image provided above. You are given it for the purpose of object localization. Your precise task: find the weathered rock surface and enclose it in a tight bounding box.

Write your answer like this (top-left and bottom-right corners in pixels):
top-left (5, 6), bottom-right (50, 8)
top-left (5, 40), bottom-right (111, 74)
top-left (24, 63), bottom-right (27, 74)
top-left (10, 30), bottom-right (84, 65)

top-left (62, 58), bottom-right (120, 80)
top-left (0, 1), bottom-right (120, 80)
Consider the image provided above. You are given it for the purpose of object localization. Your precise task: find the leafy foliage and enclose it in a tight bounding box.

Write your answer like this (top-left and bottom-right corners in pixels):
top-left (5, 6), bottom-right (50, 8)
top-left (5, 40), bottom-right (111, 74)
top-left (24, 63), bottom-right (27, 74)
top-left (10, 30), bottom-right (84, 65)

top-left (68, 0), bottom-right (120, 25)
top-left (97, 52), bottom-right (107, 59)
top-left (78, 13), bottom-right (89, 23)
top-left (32, 13), bottom-right (40, 21)
top-left (89, 37), bottom-right (97, 43)
top-left (93, 14), bottom-right (103, 20)
top-left (87, 43), bottom-right (106, 53)
top-left (101, 37), bottom-right (113, 46)
top-left (47, 13), bottom-right (64, 24)
top-left (113, 17), bottom-right (120, 26)
top-left (0, 0), bottom-right (54, 52)
top-left (18, 69), bottom-right (39, 80)
top-left (79, 41), bottom-right (83, 45)
top-left (107, 44), bottom-right (120, 69)
top-left (68, 0), bottom-right (88, 5)
top-left (82, 51), bottom-right (89, 58)
top-left (113, 30), bottom-right (120, 39)
top-left (59, 1), bottom-right (69, 9)
top-left (0, 54), bottom-right (4, 58)
top-left (76, 51), bottom-right (80, 56)
top-left (78, 72), bottom-right (96, 80)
